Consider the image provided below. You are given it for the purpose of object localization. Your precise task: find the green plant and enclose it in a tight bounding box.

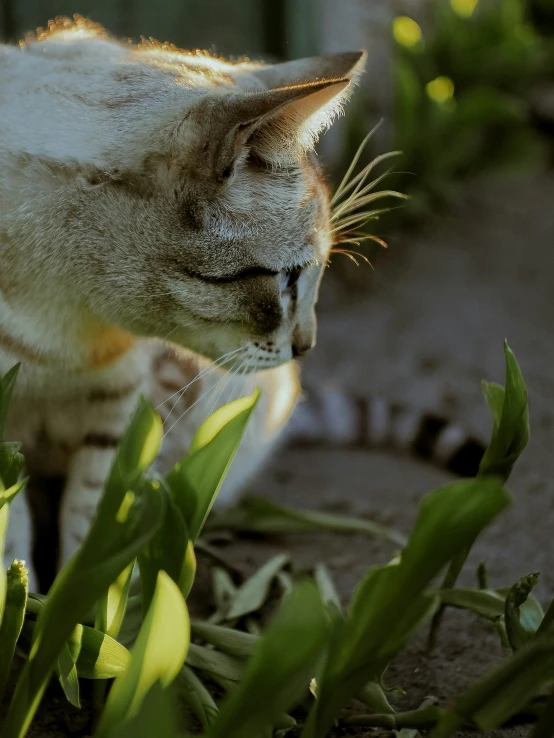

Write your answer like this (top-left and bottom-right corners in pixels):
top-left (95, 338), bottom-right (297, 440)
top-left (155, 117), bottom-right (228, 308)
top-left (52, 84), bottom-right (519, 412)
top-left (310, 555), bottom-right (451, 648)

top-left (381, 0), bottom-right (554, 221)
top-left (1, 339), bottom-right (554, 737)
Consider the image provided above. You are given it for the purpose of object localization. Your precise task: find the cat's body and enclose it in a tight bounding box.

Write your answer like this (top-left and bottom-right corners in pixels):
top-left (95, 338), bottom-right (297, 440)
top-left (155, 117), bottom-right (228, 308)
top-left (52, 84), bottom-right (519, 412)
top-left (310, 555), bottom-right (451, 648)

top-left (0, 18), bottom-right (485, 591)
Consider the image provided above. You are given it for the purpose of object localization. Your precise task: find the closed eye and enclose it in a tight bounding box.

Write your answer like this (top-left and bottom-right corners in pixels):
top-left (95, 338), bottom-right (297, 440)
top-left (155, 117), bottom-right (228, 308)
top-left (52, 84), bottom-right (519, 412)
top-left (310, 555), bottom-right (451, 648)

top-left (280, 267), bottom-right (302, 292)
top-left (187, 265), bottom-right (279, 284)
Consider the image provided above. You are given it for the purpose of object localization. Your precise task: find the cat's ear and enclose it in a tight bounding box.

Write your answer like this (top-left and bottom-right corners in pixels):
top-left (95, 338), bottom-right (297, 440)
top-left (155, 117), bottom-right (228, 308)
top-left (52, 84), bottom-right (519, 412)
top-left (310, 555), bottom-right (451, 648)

top-left (186, 77), bottom-right (352, 179)
top-left (241, 50), bottom-right (367, 90)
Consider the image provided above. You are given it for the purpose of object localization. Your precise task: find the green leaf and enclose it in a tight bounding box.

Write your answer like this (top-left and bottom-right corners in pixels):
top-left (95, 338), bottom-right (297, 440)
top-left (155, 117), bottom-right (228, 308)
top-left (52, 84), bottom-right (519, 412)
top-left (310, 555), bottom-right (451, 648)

top-left (3, 399), bottom-right (164, 738)
top-left (225, 553), bottom-right (290, 621)
top-left (96, 562), bottom-right (135, 641)
top-left (436, 587), bottom-right (505, 620)
top-left (97, 571), bottom-right (190, 735)
top-left (166, 390), bottom-right (260, 542)
top-left (186, 643), bottom-right (245, 682)
top-left (98, 681), bottom-right (181, 738)
top-left (208, 582), bottom-right (328, 738)
top-left (208, 496), bottom-right (406, 546)
top-left (504, 572), bottom-right (540, 650)
top-left (190, 621), bottom-right (257, 658)
top-left (481, 381), bottom-right (505, 429)
top-left (314, 563), bottom-right (343, 615)
top-left (0, 560), bottom-right (28, 703)
top-left (302, 477), bottom-right (511, 738)
top-left (0, 505), bottom-right (9, 626)
top-left (479, 341), bottom-right (529, 481)
top-left (530, 689), bottom-right (554, 738)
top-left (138, 481), bottom-right (196, 612)
top-left (209, 566), bottom-right (238, 624)
top-left (0, 443), bottom-right (25, 491)
top-left (178, 665), bottom-right (219, 731)
top-left (69, 624), bottom-right (131, 679)
top-left (57, 642), bottom-right (80, 708)
top-left (18, 619), bottom-right (131, 680)
top-left (0, 365), bottom-right (20, 440)
top-left (430, 639), bottom-right (554, 736)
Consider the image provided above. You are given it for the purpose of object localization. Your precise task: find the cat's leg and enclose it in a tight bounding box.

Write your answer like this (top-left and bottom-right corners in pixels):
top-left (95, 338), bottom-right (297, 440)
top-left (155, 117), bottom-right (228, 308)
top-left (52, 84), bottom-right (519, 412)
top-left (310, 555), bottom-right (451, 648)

top-left (4, 488), bottom-right (36, 590)
top-left (59, 444), bottom-right (118, 567)
top-left (58, 378), bottom-right (147, 568)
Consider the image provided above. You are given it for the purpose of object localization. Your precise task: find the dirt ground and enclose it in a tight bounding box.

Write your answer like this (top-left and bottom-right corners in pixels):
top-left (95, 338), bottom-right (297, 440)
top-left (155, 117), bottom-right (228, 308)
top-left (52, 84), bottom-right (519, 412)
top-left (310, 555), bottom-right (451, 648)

top-left (11, 171), bottom-right (554, 736)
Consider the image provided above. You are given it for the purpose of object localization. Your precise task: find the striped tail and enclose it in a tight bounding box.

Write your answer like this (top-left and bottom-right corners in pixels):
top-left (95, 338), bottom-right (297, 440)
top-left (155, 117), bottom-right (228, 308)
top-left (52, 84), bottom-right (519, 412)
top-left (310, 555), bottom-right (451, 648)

top-left (286, 387), bottom-right (487, 477)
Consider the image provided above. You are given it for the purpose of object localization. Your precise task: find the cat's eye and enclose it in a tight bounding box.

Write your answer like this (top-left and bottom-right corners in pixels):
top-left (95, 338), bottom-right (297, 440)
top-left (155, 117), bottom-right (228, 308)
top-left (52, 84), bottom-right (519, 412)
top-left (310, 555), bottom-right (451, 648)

top-left (281, 267), bottom-right (302, 293)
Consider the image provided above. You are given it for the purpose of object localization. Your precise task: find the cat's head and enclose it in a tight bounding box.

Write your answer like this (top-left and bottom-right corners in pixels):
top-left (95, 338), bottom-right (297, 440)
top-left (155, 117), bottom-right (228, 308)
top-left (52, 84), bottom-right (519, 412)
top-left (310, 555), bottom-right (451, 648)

top-left (13, 31), bottom-right (365, 371)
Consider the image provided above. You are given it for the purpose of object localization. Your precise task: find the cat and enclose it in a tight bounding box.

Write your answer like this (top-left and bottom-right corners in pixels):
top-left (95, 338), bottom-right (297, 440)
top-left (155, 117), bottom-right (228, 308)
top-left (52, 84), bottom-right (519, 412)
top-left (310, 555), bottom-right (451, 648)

top-left (0, 17), bottom-right (485, 592)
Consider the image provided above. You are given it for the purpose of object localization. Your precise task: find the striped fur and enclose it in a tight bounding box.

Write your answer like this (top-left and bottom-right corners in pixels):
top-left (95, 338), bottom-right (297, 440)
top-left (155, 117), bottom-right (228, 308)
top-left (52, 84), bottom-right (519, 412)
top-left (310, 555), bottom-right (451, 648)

top-left (288, 388), bottom-right (487, 477)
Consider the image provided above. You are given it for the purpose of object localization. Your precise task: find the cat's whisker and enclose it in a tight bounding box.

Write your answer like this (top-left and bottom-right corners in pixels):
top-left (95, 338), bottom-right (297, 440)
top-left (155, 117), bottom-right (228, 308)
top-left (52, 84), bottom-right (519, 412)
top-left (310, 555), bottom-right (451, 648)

top-left (209, 358), bottom-right (247, 416)
top-left (331, 171), bottom-right (399, 222)
top-left (331, 206), bottom-right (399, 234)
top-left (332, 149), bottom-right (402, 210)
top-left (156, 345), bottom-right (246, 412)
top-left (163, 364), bottom-right (241, 438)
top-left (225, 354), bottom-right (255, 406)
top-left (331, 121), bottom-right (383, 205)
top-left (231, 361), bottom-right (255, 404)
top-left (160, 325), bottom-right (179, 342)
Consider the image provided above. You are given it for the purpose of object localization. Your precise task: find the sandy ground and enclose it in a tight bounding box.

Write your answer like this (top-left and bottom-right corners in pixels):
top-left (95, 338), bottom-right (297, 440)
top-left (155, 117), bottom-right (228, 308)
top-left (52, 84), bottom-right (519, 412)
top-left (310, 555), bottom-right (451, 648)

top-left (8, 171), bottom-right (554, 736)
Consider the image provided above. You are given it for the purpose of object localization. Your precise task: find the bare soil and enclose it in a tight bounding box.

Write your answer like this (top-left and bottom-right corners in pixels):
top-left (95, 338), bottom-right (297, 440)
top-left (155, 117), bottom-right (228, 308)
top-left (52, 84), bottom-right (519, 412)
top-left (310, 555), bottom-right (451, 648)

top-left (7, 172), bottom-right (554, 736)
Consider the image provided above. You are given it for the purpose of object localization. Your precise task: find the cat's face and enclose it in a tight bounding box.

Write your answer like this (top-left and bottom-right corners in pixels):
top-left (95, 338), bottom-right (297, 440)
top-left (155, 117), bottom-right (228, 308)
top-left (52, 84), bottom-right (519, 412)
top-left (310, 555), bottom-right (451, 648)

top-left (77, 148), bottom-right (333, 373)
top-left (24, 38), bottom-right (365, 372)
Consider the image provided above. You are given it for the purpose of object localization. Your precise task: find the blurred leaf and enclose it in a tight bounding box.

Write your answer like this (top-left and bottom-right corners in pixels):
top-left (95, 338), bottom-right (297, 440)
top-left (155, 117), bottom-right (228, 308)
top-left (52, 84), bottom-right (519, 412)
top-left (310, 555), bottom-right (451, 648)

top-left (186, 643), bottom-right (245, 682)
top-left (167, 390), bottom-right (260, 542)
top-left (209, 566), bottom-right (238, 624)
top-left (226, 553), bottom-right (289, 621)
top-left (3, 399), bottom-right (163, 738)
top-left (455, 88), bottom-right (526, 126)
top-left (302, 477), bottom-right (511, 737)
top-left (431, 639), bottom-right (554, 736)
top-left (314, 563), bottom-right (343, 615)
top-left (208, 497), bottom-right (406, 546)
top-left (207, 583), bottom-right (328, 738)
top-left (530, 689), bottom-right (554, 738)
top-left (0, 443), bottom-right (25, 491)
top-left (99, 681), bottom-right (181, 738)
top-left (0, 365), bottom-right (19, 440)
top-left (277, 570), bottom-right (294, 597)
top-left (97, 571), bottom-right (189, 735)
top-left (190, 621), bottom-right (257, 658)
top-left (358, 680), bottom-right (396, 714)
top-left (178, 665), bottom-right (219, 731)
top-left (435, 587), bottom-right (505, 620)
top-left (0, 560), bottom-right (28, 703)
